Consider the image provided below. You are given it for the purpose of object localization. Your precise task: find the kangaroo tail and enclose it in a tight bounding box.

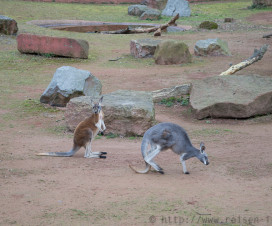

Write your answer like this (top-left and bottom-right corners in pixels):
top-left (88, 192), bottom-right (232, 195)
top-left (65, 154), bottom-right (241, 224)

top-left (129, 135), bottom-right (151, 174)
top-left (129, 162), bottom-right (151, 174)
top-left (36, 146), bottom-right (79, 157)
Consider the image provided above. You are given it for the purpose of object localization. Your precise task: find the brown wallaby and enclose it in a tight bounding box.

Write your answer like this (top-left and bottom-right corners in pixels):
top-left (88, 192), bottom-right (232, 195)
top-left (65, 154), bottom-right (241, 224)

top-left (37, 96), bottom-right (107, 158)
top-left (129, 122), bottom-right (209, 174)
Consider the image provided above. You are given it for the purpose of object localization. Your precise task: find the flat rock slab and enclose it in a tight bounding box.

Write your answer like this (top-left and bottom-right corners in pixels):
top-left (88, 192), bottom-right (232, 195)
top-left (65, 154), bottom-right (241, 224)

top-left (40, 66), bottom-right (101, 107)
top-left (194, 38), bottom-right (230, 56)
top-left (130, 39), bottom-right (162, 58)
top-left (0, 15), bottom-right (18, 35)
top-left (65, 90), bottom-right (155, 136)
top-left (17, 33), bottom-right (89, 59)
top-left (190, 74), bottom-right (272, 119)
top-left (152, 84), bottom-right (191, 102)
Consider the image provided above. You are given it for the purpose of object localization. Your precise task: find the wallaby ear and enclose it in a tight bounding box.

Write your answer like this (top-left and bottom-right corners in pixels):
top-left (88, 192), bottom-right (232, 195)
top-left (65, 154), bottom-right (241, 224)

top-left (200, 142), bottom-right (205, 153)
top-left (99, 96), bottom-right (103, 104)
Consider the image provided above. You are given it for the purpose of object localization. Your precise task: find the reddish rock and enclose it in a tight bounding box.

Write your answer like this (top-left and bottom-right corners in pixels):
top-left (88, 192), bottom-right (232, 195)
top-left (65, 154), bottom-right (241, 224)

top-left (0, 15), bottom-right (18, 35)
top-left (17, 33), bottom-right (89, 59)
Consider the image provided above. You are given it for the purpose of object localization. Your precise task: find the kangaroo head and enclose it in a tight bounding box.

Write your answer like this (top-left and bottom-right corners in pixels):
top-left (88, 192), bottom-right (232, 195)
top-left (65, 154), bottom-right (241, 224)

top-left (92, 96), bottom-right (103, 114)
top-left (197, 142), bottom-right (209, 165)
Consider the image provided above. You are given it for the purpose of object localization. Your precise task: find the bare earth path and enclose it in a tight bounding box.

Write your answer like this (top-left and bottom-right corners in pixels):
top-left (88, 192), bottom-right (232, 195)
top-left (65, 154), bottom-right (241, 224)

top-left (1, 12), bottom-right (272, 226)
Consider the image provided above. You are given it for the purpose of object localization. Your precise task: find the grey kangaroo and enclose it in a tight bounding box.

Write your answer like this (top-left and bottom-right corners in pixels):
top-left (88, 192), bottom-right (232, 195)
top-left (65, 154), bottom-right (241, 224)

top-left (129, 122), bottom-right (209, 174)
top-left (37, 96), bottom-right (107, 159)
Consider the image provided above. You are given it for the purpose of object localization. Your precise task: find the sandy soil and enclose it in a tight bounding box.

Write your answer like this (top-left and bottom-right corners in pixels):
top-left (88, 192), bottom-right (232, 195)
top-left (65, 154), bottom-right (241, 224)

top-left (1, 12), bottom-right (272, 226)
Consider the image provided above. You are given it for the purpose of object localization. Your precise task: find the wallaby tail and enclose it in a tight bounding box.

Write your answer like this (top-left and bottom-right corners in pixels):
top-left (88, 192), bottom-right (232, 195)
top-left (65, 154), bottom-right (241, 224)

top-left (129, 136), bottom-right (151, 174)
top-left (36, 146), bottom-right (79, 157)
top-left (129, 162), bottom-right (151, 174)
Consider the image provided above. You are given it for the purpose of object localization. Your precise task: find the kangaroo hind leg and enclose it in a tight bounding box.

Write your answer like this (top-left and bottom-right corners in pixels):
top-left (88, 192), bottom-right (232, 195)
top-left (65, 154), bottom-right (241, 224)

top-left (84, 141), bottom-right (107, 159)
top-left (144, 145), bottom-right (164, 174)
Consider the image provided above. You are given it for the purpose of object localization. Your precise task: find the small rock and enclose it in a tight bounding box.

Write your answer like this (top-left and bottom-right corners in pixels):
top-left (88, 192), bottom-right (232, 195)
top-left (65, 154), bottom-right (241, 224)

top-left (128, 5), bottom-right (149, 16)
top-left (199, 21), bottom-right (218, 30)
top-left (154, 40), bottom-right (192, 65)
top-left (140, 9), bottom-right (161, 20)
top-left (130, 39), bottom-right (162, 58)
top-left (0, 15), bottom-right (18, 35)
top-left (194, 38), bottom-right (231, 56)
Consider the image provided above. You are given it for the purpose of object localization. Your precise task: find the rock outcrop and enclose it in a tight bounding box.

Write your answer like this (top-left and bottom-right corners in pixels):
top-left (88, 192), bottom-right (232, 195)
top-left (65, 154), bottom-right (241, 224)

top-left (40, 66), bottom-right (101, 107)
top-left (65, 90), bottom-right (155, 136)
top-left (190, 74), bottom-right (272, 119)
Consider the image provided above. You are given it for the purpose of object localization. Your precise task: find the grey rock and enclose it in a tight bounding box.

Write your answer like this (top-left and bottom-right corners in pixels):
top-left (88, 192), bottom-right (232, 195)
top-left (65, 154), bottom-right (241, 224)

top-left (0, 15), bottom-right (18, 35)
top-left (190, 74), bottom-right (272, 119)
top-left (40, 66), bottom-right (102, 107)
top-left (140, 8), bottom-right (161, 20)
top-left (152, 84), bottom-right (191, 102)
top-left (65, 90), bottom-right (155, 136)
top-left (130, 39), bottom-right (162, 58)
top-left (194, 38), bottom-right (231, 56)
top-left (128, 5), bottom-right (149, 16)
top-left (162, 0), bottom-right (191, 17)
top-left (154, 40), bottom-right (192, 65)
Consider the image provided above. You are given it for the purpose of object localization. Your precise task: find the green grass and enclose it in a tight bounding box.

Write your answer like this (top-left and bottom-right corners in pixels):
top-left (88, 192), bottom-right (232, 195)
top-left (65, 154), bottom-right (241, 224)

top-left (160, 96), bottom-right (190, 107)
top-left (0, 0), bottom-right (270, 133)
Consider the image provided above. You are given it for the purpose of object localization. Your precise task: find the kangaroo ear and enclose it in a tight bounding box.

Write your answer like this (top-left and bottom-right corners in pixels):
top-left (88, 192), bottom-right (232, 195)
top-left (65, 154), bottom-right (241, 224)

top-left (99, 96), bottom-right (103, 104)
top-left (200, 142), bottom-right (205, 152)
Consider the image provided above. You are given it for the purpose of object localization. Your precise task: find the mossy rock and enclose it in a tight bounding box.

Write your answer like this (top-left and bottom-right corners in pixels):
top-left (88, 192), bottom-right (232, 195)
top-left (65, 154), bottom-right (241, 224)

top-left (199, 21), bottom-right (218, 30)
top-left (154, 40), bottom-right (192, 65)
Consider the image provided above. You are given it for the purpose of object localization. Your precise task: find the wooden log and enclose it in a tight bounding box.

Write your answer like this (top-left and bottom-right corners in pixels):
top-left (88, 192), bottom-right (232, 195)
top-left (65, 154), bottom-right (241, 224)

top-left (219, 44), bottom-right (269, 76)
top-left (102, 14), bottom-right (179, 36)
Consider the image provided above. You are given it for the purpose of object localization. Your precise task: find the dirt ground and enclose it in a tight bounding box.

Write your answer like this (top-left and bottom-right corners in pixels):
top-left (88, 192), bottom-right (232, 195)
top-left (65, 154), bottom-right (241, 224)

top-left (1, 12), bottom-right (272, 226)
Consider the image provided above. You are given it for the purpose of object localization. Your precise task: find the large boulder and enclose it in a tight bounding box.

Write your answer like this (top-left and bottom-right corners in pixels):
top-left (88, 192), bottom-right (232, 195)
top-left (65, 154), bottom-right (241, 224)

top-left (140, 8), bottom-right (161, 20)
top-left (130, 39), bottom-right (162, 58)
top-left (190, 74), bottom-right (272, 119)
top-left (152, 84), bottom-right (191, 102)
top-left (128, 5), bottom-right (149, 16)
top-left (194, 38), bottom-right (231, 56)
top-left (162, 0), bottom-right (191, 17)
top-left (154, 40), bottom-right (192, 65)
top-left (17, 33), bottom-right (89, 59)
top-left (40, 66), bottom-right (102, 107)
top-left (65, 90), bottom-right (155, 136)
top-left (0, 15), bottom-right (18, 35)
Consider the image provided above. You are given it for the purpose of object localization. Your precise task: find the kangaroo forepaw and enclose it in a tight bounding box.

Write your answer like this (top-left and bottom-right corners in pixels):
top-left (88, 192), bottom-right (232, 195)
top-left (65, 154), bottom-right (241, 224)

top-left (184, 171), bottom-right (190, 174)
